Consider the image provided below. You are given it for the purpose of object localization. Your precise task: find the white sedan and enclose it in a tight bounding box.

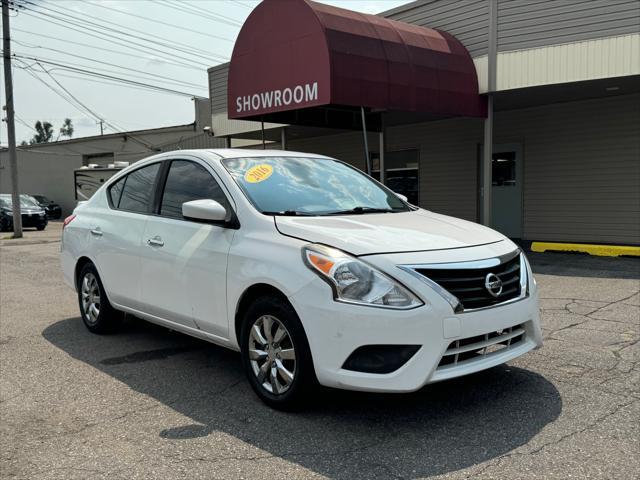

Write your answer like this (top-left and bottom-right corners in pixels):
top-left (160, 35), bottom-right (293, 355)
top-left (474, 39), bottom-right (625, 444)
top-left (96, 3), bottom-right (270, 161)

top-left (61, 149), bottom-right (542, 409)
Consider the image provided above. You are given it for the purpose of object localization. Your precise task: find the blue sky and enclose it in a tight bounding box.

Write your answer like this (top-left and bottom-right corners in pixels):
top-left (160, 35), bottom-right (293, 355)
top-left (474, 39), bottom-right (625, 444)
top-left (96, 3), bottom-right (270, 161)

top-left (1, 0), bottom-right (406, 145)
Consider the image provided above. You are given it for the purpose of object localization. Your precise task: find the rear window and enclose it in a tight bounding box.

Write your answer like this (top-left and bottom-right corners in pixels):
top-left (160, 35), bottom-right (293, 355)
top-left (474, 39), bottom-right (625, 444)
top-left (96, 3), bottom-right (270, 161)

top-left (116, 163), bottom-right (160, 213)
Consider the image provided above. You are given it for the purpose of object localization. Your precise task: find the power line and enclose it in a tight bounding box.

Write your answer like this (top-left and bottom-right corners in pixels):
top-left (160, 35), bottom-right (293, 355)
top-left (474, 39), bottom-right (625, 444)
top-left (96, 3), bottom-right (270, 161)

top-left (229, 0), bottom-right (256, 10)
top-left (13, 28), bottom-right (205, 72)
top-left (13, 15), bottom-right (212, 69)
top-left (16, 1), bottom-right (229, 63)
top-left (29, 62), bottom-right (163, 150)
top-left (14, 113), bottom-right (37, 133)
top-left (158, 0), bottom-right (243, 27)
top-left (51, 72), bottom-right (197, 97)
top-left (14, 54), bottom-right (204, 98)
top-left (14, 60), bottom-right (106, 136)
top-left (85, 0), bottom-right (237, 43)
top-left (12, 42), bottom-right (207, 90)
top-left (34, 61), bottom-right (113, 131)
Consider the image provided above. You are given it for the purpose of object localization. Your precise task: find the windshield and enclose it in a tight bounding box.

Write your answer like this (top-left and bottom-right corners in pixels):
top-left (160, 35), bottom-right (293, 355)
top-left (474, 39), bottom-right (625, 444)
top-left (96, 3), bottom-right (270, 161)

top-left (222, 156), bottom-right (410, 215)
top-left (0, 195), bottom-right (39, 208)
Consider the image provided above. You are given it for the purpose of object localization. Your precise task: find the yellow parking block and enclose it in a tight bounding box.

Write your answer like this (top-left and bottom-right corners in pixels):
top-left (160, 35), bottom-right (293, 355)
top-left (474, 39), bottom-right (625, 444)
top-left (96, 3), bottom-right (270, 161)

top-left (531, 242), bottom-right (640, 257)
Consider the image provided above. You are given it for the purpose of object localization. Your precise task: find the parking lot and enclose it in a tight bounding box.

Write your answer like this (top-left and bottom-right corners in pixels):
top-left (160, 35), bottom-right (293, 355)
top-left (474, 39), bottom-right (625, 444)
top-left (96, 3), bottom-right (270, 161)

top-left (1, 223), bottom-right (638, 479)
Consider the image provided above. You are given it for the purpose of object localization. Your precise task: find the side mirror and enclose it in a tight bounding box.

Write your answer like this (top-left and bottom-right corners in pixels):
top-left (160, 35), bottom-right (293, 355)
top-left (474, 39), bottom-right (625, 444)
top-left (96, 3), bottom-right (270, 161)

top-left (394, 192), bottom-right (408, 203)
top-left (182, 199), bottom-right (227, 222)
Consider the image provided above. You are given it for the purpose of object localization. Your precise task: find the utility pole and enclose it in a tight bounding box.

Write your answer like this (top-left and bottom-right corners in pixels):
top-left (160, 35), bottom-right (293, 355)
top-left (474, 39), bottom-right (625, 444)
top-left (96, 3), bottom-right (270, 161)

top-left (2, 0), bottom-right (22, 238)
top-left (98, 119), bottom-right (104, 135)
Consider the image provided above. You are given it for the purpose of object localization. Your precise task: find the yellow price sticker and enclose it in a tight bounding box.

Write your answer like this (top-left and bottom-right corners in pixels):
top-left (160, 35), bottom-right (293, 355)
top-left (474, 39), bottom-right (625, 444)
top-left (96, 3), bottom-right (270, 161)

top-left (244, 164), bottom-right (274, 183)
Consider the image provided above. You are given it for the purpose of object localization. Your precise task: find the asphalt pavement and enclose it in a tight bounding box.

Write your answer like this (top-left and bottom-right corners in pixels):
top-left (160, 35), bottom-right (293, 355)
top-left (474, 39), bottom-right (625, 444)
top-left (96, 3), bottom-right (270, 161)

top-left (1, 223), bottom-right (638, 479)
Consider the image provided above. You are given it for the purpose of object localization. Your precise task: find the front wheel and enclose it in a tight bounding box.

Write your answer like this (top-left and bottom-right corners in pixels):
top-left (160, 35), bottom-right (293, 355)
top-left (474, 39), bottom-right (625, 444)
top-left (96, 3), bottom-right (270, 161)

top-left (240, 296), bottom-right (317, 410)
top-left (77, 263), bottom-right (123, 334)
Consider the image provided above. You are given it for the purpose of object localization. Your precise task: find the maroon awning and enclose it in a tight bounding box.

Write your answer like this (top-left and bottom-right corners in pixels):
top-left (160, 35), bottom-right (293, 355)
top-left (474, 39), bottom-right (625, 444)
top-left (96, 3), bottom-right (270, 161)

top-left (228, 0), bottom-right (486, 124)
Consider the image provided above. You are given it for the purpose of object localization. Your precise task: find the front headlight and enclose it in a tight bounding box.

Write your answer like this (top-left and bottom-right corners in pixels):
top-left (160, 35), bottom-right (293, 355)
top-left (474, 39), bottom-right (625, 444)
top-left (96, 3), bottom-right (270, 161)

top-left (302, 244), bottom-right (423, 309)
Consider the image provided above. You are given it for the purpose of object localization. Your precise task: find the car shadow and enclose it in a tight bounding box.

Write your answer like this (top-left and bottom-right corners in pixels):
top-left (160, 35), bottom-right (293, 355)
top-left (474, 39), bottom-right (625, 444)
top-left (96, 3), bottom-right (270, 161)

top-left (43, 316), bottom-right (562, 479)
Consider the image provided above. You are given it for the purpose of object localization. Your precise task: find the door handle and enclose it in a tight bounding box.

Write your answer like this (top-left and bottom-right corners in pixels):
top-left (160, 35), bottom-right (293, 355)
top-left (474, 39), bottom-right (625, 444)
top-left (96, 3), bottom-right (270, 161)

top-left (147, 236), bottom-right (164, 247)
top-left (90, 228), bottom-right (103, 237)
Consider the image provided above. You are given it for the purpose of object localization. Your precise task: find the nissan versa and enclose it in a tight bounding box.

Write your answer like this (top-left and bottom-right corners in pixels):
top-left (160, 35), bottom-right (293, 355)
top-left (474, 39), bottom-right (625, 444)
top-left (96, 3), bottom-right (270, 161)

top-left (60, 149), bottom-right (542, 409)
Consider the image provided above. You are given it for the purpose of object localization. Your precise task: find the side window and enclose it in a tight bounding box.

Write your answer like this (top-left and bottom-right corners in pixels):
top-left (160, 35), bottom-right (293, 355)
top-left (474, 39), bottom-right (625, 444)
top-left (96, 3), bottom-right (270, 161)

top-left (160, 160), bottom-right (229, 219)
top-left (118, 163), bottom-right (161, 213)
top-left (108, 176), bottom-right (126, 208)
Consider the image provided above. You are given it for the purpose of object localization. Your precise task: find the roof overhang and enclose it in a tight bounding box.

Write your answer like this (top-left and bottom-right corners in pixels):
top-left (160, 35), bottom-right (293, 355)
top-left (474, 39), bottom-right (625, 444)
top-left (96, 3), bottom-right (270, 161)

top-left (228, 0), bottom-right (486, 129)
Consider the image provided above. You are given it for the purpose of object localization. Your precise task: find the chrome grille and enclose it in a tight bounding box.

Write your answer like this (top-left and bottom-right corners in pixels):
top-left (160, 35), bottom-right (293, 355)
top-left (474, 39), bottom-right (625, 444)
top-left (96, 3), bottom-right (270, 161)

top-left (414, 253), bottom-right (522, 310)
top-left (437, 325), bottom-right (526, 369)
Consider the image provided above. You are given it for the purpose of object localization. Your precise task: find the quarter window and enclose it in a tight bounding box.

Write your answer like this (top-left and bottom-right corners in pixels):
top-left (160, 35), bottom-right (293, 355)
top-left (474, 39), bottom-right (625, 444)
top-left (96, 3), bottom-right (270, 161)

top-left (108, 176), bottom-right (126, 207)
top-left (160, 160), bottom-right (229, 219)
top-left (118, 163), bottom-right (161, 213)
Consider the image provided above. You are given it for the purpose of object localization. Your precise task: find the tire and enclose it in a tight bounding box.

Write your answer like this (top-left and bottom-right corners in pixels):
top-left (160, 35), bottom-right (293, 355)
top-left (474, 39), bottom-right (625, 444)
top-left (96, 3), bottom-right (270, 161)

top-left (240, 295), bottom-right (317, 410)
top-left (77, 263), bottom-right (123, 334)
top-left (36, 225), bottom-right (46, 231)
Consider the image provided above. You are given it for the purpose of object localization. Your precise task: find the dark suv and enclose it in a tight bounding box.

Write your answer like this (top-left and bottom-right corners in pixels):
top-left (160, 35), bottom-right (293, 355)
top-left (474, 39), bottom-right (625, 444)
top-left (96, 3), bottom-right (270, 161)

top-left (30, 194), bottom-right (62, 219)
top-left (0, 194), bottom-right (48, 231)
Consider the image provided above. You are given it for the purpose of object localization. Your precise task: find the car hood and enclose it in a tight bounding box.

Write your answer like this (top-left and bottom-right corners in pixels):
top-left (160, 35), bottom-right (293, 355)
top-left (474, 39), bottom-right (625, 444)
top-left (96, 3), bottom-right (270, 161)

top-left (275, 209), bottom-right (506, 255)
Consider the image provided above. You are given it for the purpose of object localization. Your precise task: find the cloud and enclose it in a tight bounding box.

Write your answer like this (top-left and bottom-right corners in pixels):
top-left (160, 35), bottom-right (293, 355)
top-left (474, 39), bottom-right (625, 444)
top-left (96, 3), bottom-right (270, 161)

top-left (74, 117), bottom-right (96, 128)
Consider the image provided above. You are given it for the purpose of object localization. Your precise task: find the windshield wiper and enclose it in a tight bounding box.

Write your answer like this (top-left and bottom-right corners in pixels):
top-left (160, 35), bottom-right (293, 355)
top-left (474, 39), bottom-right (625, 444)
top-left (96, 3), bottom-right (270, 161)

top-left (324, 206), bottom-right (397, 215)
top-left (262, 210), bottom-right (315, 216)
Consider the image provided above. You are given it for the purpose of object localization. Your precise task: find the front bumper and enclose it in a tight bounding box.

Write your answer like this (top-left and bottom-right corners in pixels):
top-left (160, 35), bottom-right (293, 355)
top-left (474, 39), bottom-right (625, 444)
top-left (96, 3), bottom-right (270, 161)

top-left (22, 213), bottom-right (47, 228)
top-left (0, 213), bottom-right (47, 229)
top-left (288, 251), bottom-right (542, 393)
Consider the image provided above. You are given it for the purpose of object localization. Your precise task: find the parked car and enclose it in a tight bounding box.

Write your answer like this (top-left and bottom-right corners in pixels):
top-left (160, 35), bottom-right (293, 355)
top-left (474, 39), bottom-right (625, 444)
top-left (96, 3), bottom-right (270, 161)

top-left (60, 149), bottom-right (542, 409)
top-left (30, 194), bottom-right (62, 219)
top-left (0, 194), bottom-right (48, 231)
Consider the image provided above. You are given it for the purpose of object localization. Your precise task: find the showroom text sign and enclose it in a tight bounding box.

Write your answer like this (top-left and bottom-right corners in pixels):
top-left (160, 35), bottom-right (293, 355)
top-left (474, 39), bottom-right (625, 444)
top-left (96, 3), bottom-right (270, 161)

top-left (235, 82), bottom-right (318, 114)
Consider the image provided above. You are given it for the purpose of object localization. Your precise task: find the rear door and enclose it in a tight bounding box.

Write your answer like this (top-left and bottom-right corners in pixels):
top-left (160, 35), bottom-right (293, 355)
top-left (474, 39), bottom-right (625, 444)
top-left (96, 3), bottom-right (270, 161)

top-left (93, 162), bottom-right (162, 309)
top-left (138, 158), bottom-right (236, 338)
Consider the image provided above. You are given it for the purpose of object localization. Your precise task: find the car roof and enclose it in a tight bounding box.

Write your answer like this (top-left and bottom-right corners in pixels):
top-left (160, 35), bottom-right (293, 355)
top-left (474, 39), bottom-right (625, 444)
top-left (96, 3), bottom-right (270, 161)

top-left (169, 149), bottom-right (333, 160)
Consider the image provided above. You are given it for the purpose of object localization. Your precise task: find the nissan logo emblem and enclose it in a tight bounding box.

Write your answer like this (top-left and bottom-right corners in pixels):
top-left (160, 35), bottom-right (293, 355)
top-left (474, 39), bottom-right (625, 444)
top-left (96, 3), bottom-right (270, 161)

top-left (485, 273), bottom-right (503, 297)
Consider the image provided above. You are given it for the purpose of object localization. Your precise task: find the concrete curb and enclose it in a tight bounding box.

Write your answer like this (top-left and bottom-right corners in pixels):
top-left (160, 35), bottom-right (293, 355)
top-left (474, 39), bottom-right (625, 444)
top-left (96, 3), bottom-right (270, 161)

top-left (531, 242), bottom-right (640, 257)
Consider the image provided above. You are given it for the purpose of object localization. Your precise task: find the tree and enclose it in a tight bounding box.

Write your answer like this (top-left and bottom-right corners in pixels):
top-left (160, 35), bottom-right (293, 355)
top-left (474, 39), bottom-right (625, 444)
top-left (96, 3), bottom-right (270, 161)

top-left (29, 121), bottom-right (54, 144)
top-left (58, 118), bottom-right (74, 140)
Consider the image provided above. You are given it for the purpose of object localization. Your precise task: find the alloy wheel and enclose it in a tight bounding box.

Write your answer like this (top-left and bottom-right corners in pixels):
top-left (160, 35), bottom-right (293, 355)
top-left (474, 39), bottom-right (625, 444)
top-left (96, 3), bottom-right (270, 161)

top-left (248, 315), bottom-right (296, 394)
top-left (81, 272), bottom-right (101, 325)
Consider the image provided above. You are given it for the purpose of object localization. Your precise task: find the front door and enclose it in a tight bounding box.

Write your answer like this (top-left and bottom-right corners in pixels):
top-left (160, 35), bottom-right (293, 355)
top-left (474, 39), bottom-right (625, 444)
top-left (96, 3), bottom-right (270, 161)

top-left (491, 144), bottom-right (523, 238)
top-left (139, 159), bottom-right (236, 339)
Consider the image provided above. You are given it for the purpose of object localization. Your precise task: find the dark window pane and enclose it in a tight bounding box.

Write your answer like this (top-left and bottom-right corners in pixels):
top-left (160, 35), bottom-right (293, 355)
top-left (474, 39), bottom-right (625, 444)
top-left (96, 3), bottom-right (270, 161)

top-left (119, 163), bottom-right (160, 213)
top-left (385, 172), bottom-right (419, 205)
top-left (370, 150), bottom-right (419, 205)
top-left (492, 152), bottom-right (516, 186)
top-left (160, 160), bottom-right (228, 219)
top-left (109, 177), bottom-right (126, 208)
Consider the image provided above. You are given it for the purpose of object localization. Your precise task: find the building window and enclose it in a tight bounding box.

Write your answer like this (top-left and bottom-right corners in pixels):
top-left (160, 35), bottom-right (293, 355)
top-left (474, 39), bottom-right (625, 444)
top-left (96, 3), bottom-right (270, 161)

top-left (371, 149), bottom-right (419, 205)
top-left (492, 152), bottom-right (516, 186)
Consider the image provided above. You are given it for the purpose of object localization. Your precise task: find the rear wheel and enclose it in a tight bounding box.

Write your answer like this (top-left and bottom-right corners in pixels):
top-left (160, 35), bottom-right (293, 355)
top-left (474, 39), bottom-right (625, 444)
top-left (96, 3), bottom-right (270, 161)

top-left (36, 225), bottom-right (46, 231)
top-left (240, 296), bottom-right (317, 410)
top-left (77, 263), bottom-right (123, 334)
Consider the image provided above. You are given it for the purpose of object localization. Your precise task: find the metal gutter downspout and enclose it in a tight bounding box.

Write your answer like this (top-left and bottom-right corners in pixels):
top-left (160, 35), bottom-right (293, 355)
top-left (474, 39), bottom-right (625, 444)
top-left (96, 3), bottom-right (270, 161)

top-left (482, 0), bottom-right (498, 226)
top-left (361, 107), bottom-right (372, 175)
